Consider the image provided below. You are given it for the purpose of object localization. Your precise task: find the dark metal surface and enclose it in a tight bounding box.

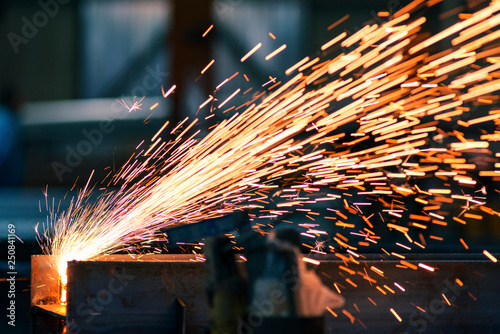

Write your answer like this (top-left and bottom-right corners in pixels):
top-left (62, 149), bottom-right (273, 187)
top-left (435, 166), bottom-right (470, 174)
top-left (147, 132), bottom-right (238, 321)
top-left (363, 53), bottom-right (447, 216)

top-left (65, 254), bottom-right (209, 334)
top-left (163, 211), bottom-right (249, 244)
top-left (175, 298), bottom-right (186, 334)
top-left (31, 253), bottom-right (500, 334)
top-left (314, 254), bottom-right (500, 334)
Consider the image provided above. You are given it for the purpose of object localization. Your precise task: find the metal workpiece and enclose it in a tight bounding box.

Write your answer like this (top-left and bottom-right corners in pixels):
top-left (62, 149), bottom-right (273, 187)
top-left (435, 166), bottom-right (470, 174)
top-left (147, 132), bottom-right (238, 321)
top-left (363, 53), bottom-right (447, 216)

top-left (30, 253), bottom-right (500, 333)
top-left (65, 254), bottom-right (209, 334)
top-left (31, 254), bottom-right (211, 334)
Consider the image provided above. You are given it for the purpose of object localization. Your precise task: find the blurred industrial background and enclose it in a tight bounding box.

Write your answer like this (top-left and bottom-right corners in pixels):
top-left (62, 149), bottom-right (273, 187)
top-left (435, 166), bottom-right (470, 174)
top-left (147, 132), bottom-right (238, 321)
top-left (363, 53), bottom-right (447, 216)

top-left (0, 0), bottom-right (499, 333)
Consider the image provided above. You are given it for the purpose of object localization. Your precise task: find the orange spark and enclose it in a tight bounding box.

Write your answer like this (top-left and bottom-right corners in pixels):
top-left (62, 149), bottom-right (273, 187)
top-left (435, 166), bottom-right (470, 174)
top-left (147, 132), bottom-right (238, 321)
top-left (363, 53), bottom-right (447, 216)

top-left (162, 84), bottom-right (176, 98)
top-left (483, 250), bottom-right (498, 263)
top-left (265, 44), bottom-right (287, 60)
top-left (201, 59), bottom-right (215, 74)
top-left (241, 43), bottom-right (262, 62)
top-left (202, 24), bottom-right (213, 37)
top-left (390, 308), bottom-right (403, 322)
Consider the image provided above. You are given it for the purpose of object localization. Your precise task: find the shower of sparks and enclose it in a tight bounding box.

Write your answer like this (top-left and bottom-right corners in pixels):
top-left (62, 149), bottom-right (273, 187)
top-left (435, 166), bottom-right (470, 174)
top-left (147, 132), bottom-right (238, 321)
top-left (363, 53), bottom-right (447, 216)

top-left (38, 0), bottom-right (500, 324)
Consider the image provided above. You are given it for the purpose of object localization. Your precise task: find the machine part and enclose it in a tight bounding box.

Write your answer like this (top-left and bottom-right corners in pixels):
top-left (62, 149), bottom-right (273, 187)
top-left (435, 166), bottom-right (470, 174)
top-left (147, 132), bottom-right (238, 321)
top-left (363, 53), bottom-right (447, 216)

top-left (163, 211), bottom-right (250, 245)
top-left (247, 229), bottom-right (300, 317)
top-left (204, 236), bottom-right (247, 334)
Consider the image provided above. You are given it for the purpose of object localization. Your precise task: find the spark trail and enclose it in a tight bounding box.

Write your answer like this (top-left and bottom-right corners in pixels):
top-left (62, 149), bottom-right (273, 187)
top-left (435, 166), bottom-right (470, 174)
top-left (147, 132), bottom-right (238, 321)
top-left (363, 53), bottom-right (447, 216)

top-left (39, 1), bottom-right (500, 317)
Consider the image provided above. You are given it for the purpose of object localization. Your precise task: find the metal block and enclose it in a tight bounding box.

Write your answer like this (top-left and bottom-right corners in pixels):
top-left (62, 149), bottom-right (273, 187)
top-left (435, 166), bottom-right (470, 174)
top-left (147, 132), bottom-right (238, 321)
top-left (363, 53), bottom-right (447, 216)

top-left (31, 254), bottom-right (60, 306)
top-left (68, 254), bottom-right (208, 334)
top-left (31, 253), bottom-right (500, 333)
top-left (31, 255), bottom-right (65, 334)
top-left (31, 254), bottom-right (210, 334)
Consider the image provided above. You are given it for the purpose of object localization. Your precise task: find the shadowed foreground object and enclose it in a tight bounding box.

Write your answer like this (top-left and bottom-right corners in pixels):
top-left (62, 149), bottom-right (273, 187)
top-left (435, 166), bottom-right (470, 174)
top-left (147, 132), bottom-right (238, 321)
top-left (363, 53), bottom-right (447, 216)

top-left (31, 253), bottom-right (499, 333)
